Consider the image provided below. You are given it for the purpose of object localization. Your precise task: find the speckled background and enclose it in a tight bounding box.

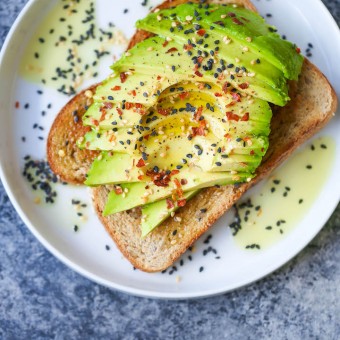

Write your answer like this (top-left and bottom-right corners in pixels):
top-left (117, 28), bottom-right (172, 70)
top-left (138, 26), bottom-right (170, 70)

top-left (0, 0), bottom-right (339, 339)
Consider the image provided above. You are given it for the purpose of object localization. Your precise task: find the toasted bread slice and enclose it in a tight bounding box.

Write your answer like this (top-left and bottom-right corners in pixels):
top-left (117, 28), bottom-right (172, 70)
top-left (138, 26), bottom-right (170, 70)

top-left (47, 0), bottom-right (338, 272)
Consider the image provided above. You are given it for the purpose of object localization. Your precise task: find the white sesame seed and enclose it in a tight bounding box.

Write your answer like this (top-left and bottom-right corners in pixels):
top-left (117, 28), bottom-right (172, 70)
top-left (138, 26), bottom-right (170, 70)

top-left (186, 15), bottom-right (193, 21)
top-left (58, 149), bottom-right (65, 157)
top-left (85, 90), bottom-right (93, 98)
top-left (221, 14), bottom-right (227, 19)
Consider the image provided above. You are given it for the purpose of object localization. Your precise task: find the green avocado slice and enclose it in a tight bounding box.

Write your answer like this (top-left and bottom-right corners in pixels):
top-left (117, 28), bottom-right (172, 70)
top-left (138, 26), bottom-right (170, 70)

top-left (141, 190), bottom-right (198, 237)
top-left (136, 3), bottom-right (303, 80)
top-left (103, 169), bottom-right (252, 215)
top-left (112, 36), bottom-right (289, 106)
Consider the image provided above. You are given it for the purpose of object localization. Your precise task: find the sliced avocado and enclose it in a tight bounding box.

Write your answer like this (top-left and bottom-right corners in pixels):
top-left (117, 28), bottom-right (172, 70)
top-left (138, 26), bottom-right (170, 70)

top-left (80, 4), bottom-right (294, 231)
top-left (83, 80), bottom-right (271, 185)
top-left (112, 36), bottom-right (288, 106)
top-left (84, 152), bottom-right (141, 185)
top-left (136, 10), bottom-right (287, 90)
top-left (103, 169), bottom-right (252, 215)
top-left (83, 102), bottom-right (145, 129)
top-left (78, 127), bottom-right (138, 153)
top-left (137, 3), bottom-right (303, 80)
top-left (141, 190), bottom-right (198, 237)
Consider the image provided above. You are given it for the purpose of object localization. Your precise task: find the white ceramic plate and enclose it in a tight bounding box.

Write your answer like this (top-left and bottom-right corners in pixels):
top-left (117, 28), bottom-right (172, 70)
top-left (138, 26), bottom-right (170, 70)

top-left (0, 0), bottom-right (339, 299)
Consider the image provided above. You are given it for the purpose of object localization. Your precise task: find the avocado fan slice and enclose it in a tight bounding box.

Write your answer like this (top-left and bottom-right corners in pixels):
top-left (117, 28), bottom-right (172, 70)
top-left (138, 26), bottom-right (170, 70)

top-left (112, 36), bottom-right (289, 106)
top-left (141, 190), bottom-right (199, 238)
top-left (79, 3), bottom-right (304, 233)
top-left (103, 170), bottom-right (252, 216)
top-left (136, 3), bottom-right (303, 80)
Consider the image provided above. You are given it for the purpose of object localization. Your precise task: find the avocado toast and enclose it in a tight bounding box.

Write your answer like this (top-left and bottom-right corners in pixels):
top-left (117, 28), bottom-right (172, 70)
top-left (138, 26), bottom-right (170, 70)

top-left (47, 0), bottom-right (338, 272)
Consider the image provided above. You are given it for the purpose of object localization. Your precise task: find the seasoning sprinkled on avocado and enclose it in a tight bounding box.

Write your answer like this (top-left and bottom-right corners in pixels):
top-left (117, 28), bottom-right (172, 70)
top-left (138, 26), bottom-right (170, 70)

top-left (79, 3), bottom-right (303, 237)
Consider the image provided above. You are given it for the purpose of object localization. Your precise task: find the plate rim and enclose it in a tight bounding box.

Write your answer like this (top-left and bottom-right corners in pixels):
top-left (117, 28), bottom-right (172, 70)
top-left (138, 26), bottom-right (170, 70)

top-left (0, 0), bottom-right (339, 299)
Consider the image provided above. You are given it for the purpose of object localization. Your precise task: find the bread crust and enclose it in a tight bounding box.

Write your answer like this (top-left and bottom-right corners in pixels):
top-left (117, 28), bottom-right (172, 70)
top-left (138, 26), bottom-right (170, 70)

top-left (47, 0), bottom-right (338, 272)
top-left (47, 85), bottom-right (100, 184)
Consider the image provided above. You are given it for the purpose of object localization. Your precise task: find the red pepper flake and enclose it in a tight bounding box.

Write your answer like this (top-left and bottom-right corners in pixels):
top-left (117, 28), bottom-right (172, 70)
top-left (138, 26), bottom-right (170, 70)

top-left (195, 70), bottom-right (203, 77)
top-left (197, 29), bottom-right (206, 36)
top-left (296, 47), bottom-right (301, 54)
top-left (15, 101), bottom-right (19, 108)
top-left (241, 112), bottom-right (250, 121)
top-left (180, 179), bottom-right (188, 185)
top-left (144, 134), bottom-right (150, 140)
top-left (166, 47), bottom-right (178, 53)
top-left (146, 169), bottom-right (172, 187)
top-left (126, 102), bottom-right (135, 110)
top-left (137, 175), bottom-right (144, 181)
top-left (166, 198), bottom-right (175, 209)
top-left (222, 82), bottom-right (230, 93)
top-left (184, 44), bottom-right (193, 51)
top-left (102, 102), bottom-right (113, 109)
top-left (131, 90), bottom-right (136, 96)
top-left (214, 92), bottom-right (223, 97)
top-left (114, 186), bottom-right (123, 195)
top-left (224, 133), bottom-right (232, 140)
top-left (176, 188), bottom-right (184, 199)
top-left (197, 56), bottom-right (204, 64)
top-left (136, 158), bottom-right (146, 168)
top-left (232, 18), bottom-right (244, 25)
top-left (177, 199), bottom-right (187, 207)
top-left (193, 106), bottom-right (203, 121)
top-left (158, 108), bottom-right (171, 116)
top-left (250, 150), bottom-right (255, 156)
top-left (228, 12), bottom-right (236, 17)
top-left (171, 170), bottom-right (180, 176)
top-left (192, 120), bottom-right (207, 136)
top-left (116, 108), bottom-right (123, 116)
top-left (179, 92), bottom-right (190, 100)
top-left (162, 40), bottom-right (169, 47)
top-left (226, 111), bottom-right (240, 121)
top-left (93, 119), bottom-right (99, 126)
top-left (135, 103), bottom-right (143, 109)
top-left (239, 83), bottom-right (249, 90)
top-left (100, 112), bottom-right (106, 121)
top-left (232, 93), bottom-right (241, 102)
top-left (120, 72), bottom-right (128, 83)
top-left (112, 86), bottom-right (121, 91)
top-left (173, 178), bottom-right (181, 189)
